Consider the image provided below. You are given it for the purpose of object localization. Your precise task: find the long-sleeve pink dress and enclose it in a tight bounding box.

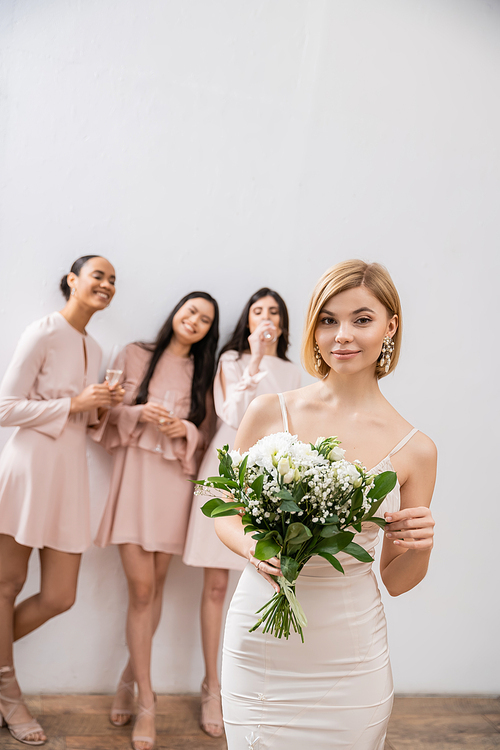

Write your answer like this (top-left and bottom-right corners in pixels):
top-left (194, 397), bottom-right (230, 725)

top-left (0, 312), bottom-right (101, 553)
top-left (182, 351), bottom-right (302, 570)
top-left (93, 343), bottom-right (214, 555)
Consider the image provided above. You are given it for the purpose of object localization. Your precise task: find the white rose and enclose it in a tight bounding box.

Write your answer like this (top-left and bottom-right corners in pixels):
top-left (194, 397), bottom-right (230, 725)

top-left (346, 464), bottom-right (362, 487)
top-left (328, 446), bottom-right (346, 462)
top-left (283, 470), bottom-right (295, 484)
top-left (229, 450), bottom-right (243, 468)
top-left (277, 457), bottom-right (291, 476)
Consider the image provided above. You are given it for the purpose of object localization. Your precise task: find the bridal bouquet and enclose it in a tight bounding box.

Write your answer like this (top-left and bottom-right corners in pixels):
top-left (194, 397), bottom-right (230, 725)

top-left (197, 433), bottom-right (396, 642)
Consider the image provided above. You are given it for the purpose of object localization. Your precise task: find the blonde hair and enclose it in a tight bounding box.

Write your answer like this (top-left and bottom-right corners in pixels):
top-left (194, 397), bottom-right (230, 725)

top-left (302, 260), bottom-right (402, 379)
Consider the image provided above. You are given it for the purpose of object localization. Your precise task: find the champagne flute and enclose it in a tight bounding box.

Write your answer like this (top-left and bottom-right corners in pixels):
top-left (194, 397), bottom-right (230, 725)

top-left (262, 323), bottom-right (278, 344)
top-left (153, 390), bottom-right (176, 453)
top-left (105, 345), bottom-right (123, 388)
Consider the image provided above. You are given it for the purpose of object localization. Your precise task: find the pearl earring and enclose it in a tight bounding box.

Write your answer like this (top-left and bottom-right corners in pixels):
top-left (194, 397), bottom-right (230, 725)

top-left (314, 342), bottom-right (323, 373)
top-left (71, 288), bottom-right (76, 297)
top-left (379, 336), bottom-right (394, 373)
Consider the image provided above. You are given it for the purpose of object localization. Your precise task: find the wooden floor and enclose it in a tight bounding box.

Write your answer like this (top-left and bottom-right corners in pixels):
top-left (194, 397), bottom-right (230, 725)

top-left (1, 694), bottom-right (499, 749)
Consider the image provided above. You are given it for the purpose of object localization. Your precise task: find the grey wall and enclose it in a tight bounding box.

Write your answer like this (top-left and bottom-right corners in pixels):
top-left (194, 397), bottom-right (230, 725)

top-left (1, 0), bottom-right (499, 693)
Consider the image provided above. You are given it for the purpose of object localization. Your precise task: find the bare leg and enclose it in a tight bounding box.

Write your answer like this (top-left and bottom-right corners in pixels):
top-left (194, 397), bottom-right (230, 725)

top-left (111, 551), bottom-right (171, 724)
top-left (0, 534), bottom-right (46, 743)
top-left (13, 547), bottom-right (81, 641)
top-left (120, 545), bottom-right (174, 750)
top-left (200, 567), bottom-right (229, 736)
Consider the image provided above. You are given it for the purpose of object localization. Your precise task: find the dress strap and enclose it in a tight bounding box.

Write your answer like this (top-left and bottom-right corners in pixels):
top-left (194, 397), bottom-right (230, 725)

top-left (388, 427), bottom-right (419, 457)
top-left (277, 393), bottom-right (289, 433)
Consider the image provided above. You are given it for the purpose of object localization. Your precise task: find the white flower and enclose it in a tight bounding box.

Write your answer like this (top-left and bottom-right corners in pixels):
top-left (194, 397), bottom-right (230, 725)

top-left (328, 446), bottom-right (345, 462)
top-left (229, 450), bottom-right (243, 468)
top-left (277, 457), bottom-right (291, 476)
top-left (283, 470), bottom-right (295, 484)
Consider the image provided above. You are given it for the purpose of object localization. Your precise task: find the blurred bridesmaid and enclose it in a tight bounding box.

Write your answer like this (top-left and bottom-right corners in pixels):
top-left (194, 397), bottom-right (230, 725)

top-left (93, 292), bottom-right (219, 750)
top-left (183, 288), bottom-right (301, 737)
top-left (0, 255), bottom-right (121, 746)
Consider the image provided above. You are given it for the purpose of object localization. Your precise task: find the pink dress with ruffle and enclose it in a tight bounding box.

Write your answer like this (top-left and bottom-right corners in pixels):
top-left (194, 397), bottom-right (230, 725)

top-left (93, 343), bottom-right (214, 555)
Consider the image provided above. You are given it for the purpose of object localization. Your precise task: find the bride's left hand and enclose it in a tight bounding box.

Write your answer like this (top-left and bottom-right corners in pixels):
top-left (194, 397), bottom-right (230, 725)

top-left (384, 506), bottom-right (435, 550)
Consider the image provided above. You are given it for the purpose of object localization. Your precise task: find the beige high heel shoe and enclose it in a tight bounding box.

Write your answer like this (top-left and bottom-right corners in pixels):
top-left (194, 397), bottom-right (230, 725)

top-left (131, 693), bottom-right (156, 750)
top-left (0, 666), bottom-right (46, 746)
top-left (110, 676), bottom-right (135, 726)
top-left (200, 680), bottom-right (224, 738)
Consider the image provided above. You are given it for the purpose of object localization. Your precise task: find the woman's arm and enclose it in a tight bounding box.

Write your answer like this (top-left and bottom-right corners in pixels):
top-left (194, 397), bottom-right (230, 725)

top-left (380, 434), bottom-right (437, 596)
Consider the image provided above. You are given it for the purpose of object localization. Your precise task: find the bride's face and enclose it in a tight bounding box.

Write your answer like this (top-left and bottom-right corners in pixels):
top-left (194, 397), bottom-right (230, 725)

top-left (315, 286), bottom-right (397, 376)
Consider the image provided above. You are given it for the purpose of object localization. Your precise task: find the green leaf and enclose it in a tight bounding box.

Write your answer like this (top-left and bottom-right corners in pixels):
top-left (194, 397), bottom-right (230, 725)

top-left (254, 538), bottom-right (281, 561)
top-left (293, 485), bottom-right (305, 502)
top-left (284, 522), bottom-right (313, 547)
top-left (316, 551), bottom-right (345, 574)
top-left (280, 499), bottom-right (301, 513)
top-left (280, 555), bottom-right (300, 584)
top-left (210, 502), bottom-right (244, 517)
top-left (205, 476), bottom-right (240, 489)
top-left (315, 531), bottom-right (354, 555)
top-left (325, 514), bottom-right (339, 525)
top-left (343, 541), bottom-right (374, 562)
top-left (251, 474), bottom-right (264, 499)
top-left (361, 495), bottom-right (386, 521)
top-left (320, 525), bottom-right (340, 538)
top-left (368, 516), bottom-right (387, 529)
top-left (238, 455), bottom-right (248, 485)
top-left (276, 489), bottom-right (293, 500)
top-left (367, 471), bottom-right (397, 500)
top-left (243, 525), bottom-right (259, 535)
top-left (218, 452), bottom-right (235, 480)
top-left (352, 522), bottom-right (362, 533)
top-left (201, 498), bottom-right (225, 517)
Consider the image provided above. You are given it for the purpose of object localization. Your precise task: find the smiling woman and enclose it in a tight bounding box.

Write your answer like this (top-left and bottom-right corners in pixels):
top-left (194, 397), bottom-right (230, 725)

top-left (0, 255), bottom-right (122, 746)
top-left (91, 291), bottom-right (219, 750)
top-left (214, 260), bottom-right (436, 750)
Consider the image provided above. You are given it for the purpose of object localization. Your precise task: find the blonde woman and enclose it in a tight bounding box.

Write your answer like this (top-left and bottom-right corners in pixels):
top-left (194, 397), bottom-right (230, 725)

top-left (215, 261), bottom-right (436, 749)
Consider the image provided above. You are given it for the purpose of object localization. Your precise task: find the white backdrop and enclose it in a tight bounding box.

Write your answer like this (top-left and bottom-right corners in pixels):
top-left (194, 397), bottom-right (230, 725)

top-left (1, 0), bottom-right (499, 694)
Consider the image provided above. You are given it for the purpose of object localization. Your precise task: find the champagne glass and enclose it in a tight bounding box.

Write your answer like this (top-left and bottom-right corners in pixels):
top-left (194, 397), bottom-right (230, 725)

top-left (262, 323), bottom-right (278, 344)
top-left (153, 390), bottom-right (176, 453)
top-left (105, 345), bottom-right (123, 388)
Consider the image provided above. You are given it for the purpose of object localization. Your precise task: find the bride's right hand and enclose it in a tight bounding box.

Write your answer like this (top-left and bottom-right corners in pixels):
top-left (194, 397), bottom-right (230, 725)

top-left (249, 547), bottom-right (282, 593)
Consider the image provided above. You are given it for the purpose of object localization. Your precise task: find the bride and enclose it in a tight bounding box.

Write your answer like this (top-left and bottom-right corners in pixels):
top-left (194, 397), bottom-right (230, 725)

top-left (214, 260), bottom-right (436, 749)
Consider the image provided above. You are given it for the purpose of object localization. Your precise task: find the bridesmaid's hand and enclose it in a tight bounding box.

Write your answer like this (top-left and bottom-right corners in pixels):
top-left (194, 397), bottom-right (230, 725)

top-left (139, 401), bottom-right (171, 424)
top-left (108, 383), bottom-right (125, 405)
top-left (247, 320), bottom-right (277, 358)
top-left (158, 416), bottom-right (187, 438)
top-left (384, 507), bottom-right (435, 551)
top-left (70, 383), bottom-right (114, 413)
top-left (249, 547), bottom-right (282, 592)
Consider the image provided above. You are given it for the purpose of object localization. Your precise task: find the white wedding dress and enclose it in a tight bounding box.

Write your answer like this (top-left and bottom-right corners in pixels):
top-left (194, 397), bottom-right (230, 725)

top-left (221, 394), bottom-right (418, 749)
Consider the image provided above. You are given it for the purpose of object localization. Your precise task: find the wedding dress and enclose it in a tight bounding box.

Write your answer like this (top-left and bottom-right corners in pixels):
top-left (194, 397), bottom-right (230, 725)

top-left (221, 393), bottom-right (418, 749)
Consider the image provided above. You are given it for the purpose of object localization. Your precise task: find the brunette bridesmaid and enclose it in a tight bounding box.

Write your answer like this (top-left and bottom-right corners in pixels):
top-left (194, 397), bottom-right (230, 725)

top-left (182, 288), bottom-right (301, 737)
top-left (0, 256), bottom-right (121, 746)
top-left (93, 292), bottom-right (219, 750)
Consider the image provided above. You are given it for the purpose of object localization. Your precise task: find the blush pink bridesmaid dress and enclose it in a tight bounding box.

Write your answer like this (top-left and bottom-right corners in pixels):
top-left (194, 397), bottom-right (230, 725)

top-left (0, 312), bottom-right (101, 552)
top-left (93, 343), bottom-right (215, 554)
